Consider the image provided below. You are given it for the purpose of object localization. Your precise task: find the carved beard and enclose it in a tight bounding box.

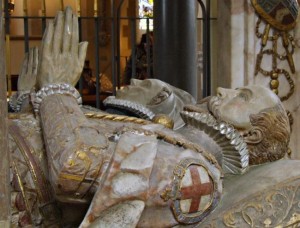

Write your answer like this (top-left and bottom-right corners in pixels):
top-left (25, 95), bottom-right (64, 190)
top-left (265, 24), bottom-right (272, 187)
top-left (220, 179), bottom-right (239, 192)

top-left (207, 96), bottom-right (222, 121)
top-left (207, 98), bottom-right (290, 165)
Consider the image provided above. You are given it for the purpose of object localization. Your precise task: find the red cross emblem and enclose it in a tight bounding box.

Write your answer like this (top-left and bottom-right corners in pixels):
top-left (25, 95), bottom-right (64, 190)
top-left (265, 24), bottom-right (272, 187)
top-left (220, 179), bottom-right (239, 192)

top-left (180, 165), bottom-right (213, 213)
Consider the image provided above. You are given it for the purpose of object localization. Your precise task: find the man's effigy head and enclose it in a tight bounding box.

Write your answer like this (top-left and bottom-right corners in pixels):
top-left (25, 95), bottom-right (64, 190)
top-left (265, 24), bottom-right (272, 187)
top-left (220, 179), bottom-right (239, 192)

top-left (116, 79), bottom-right (166, 104)
top-left (116, 78), bottom-right (195, 107)
top-left (208, 85), bottom-right (290, 165)
top-left (111, 78), bottom-right (196, 129)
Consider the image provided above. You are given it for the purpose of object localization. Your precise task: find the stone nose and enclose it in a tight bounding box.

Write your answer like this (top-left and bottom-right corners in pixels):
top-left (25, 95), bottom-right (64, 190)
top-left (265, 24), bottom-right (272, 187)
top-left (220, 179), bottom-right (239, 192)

top-left (216, 87), bottom-right (237, 98)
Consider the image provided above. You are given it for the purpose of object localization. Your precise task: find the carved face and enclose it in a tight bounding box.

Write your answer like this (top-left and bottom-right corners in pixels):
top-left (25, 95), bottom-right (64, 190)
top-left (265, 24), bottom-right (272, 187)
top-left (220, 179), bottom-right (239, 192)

top-left (208, 86), bottom-right (280, 130)
top-left (116, 79), bottom-right (170, 105)
top-left (115, 78), bottom-right (195, 130)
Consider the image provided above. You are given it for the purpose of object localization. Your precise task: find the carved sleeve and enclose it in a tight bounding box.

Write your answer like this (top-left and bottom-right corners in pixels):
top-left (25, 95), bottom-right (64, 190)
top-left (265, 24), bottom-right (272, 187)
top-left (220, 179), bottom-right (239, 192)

top-left (39, 94), bottom-right (109, 201)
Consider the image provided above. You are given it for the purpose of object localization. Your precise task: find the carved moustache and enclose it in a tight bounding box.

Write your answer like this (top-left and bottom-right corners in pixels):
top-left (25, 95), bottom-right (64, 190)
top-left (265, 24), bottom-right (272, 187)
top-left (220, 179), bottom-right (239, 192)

top-left (208, 96), bottom-right (222, 120)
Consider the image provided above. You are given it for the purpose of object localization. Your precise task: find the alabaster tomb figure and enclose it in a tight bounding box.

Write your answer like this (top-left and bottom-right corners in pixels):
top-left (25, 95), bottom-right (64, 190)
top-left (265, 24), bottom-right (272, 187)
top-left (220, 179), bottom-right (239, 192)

top-left (103, 78), bottom-right (290, 174)
top-left (7, 6), bottom-right (300, 228)
top-left (8, 7), bottom-right (221, 227)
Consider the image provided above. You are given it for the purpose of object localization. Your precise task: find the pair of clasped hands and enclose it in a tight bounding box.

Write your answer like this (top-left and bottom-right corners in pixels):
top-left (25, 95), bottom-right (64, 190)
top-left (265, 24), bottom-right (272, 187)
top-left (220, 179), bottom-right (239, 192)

top-left (17, 7), bottom-right (87, 95)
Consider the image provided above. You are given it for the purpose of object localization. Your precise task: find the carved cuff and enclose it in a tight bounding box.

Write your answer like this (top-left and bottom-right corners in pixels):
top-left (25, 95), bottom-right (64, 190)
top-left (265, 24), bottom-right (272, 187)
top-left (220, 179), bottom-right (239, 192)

top-left (9, 90), bottom-right (30, 112)
top-left (33, 83), bottom-right (82, 113)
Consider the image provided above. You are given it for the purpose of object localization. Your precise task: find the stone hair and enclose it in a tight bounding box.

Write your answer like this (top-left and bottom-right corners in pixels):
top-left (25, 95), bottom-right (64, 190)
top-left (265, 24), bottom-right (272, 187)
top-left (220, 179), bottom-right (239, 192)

top-left (247, 104), bottom-right (290, 165)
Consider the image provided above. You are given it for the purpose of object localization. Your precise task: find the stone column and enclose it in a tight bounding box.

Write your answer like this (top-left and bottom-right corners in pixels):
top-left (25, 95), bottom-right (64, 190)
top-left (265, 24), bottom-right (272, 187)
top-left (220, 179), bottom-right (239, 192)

top-left (153, 0), bottom-right (197, 98)
top-left (217, 0), bottom-right (256, 89)
top-left (0, 0), bottom-right (10, 226)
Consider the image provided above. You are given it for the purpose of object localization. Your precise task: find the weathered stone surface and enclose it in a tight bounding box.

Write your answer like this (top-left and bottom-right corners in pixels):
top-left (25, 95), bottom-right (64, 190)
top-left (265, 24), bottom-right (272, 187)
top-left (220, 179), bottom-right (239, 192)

top-left (120, 139), bottom-right (157, 172)
top-left (112, 172), bottom-right (148, 197)
top-left (89, 200), bottom-right (145, 228)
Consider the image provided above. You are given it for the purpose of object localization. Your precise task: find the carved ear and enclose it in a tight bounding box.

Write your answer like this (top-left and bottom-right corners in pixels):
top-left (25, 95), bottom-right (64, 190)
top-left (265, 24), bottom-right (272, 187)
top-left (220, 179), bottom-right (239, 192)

top-left (243, 127), bottom-right (263, 144)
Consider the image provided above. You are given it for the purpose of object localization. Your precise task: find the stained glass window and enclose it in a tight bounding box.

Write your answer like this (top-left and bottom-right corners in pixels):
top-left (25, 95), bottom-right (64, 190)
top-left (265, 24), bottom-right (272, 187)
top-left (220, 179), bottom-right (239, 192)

top-left (139, 0), bottom-right (153, 30)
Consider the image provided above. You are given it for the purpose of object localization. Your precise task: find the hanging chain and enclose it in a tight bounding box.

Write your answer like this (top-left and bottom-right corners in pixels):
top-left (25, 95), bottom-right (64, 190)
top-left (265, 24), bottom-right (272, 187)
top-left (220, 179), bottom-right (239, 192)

top-left (255, 18), bottom-right (295, 101)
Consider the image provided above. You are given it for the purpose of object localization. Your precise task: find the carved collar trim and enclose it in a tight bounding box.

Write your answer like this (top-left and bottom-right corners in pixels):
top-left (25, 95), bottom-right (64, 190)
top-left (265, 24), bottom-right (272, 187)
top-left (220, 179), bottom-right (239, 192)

top-left (180, 110), bottom-right (249, 175)
top-left (103, 96), bottom-right (155, 120)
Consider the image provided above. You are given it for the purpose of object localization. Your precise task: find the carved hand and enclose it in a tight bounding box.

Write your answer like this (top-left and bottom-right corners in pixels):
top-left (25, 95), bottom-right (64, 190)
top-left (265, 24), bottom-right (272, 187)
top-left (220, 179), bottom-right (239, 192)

top-left (37, 7), bottom-right (88, 88)
top-left (17, 47), bottom-right (39, 92)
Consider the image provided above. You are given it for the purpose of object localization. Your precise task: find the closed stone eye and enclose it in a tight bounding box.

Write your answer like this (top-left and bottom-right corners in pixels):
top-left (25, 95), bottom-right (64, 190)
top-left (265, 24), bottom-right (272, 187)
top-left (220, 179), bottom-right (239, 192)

top-left (238, 92), bottom-right (249, 101)
top-left (237, 88), bottom-right (252, 101)
top-left (147, 87), bottom-right (171, 105)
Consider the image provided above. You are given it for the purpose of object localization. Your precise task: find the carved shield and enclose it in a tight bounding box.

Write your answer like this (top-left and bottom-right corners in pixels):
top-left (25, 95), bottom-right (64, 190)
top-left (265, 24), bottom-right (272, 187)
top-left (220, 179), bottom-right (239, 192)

top-left (170, 158), bottom-right (222, 224)
top-left (251, 0), bottom-right (299, 31)
top-left (179, 165), bottom-right (213, 214)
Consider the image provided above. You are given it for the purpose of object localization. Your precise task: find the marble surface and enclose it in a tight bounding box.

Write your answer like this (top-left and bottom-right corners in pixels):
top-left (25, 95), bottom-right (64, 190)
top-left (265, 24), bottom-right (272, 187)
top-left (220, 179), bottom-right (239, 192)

top-left (79, 126), bottom-right (222, 227)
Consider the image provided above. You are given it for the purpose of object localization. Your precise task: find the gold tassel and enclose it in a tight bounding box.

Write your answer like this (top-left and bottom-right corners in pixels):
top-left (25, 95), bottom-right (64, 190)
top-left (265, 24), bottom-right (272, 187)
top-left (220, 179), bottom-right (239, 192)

top-left (94, 0), bottom-right (98, 17)
top-left (76, 0), bottom-right (81, 17)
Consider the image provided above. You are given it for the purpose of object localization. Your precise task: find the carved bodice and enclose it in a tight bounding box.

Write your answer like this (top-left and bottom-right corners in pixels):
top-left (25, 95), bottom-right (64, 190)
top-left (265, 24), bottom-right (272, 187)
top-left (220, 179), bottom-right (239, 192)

top-left (80, 125), bottom-right (222, 227)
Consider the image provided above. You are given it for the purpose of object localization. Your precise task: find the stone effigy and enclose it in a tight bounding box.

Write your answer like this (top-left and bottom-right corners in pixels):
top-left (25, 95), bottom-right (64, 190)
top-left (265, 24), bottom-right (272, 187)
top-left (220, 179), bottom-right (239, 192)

top-left (104, 79), bottom-right (290, 173)
top-left (8, 7), bottom-right (221, 227)
top-left (7, 6), bottom-right (300, 228)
